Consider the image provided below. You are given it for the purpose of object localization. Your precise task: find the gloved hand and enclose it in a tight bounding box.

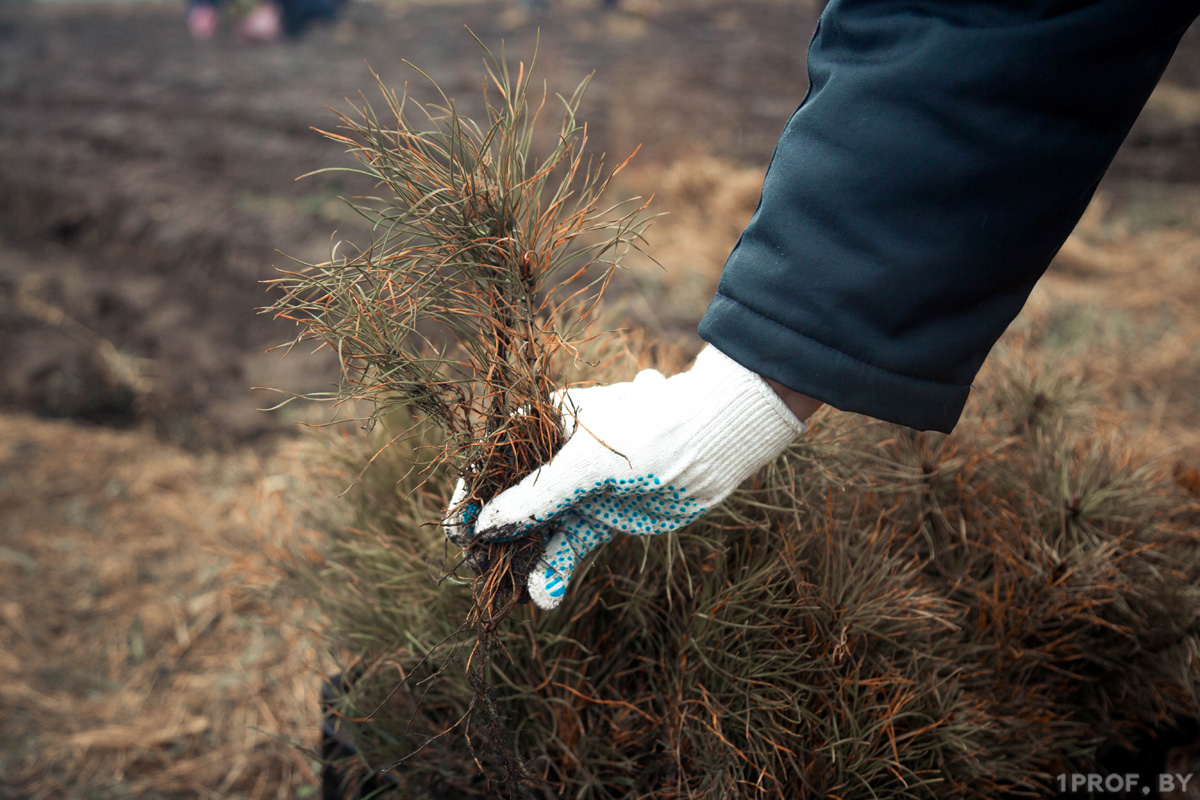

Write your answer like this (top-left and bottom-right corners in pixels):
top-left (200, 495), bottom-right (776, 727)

top-left (443, 345), bottom-right (807, 609)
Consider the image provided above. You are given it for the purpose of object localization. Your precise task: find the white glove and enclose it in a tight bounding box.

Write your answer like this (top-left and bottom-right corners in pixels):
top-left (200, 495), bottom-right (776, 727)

top-left (443, 345), bottom-right (807, 609)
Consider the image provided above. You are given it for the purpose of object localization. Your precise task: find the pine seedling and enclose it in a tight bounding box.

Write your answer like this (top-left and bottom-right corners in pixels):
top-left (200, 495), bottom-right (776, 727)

top-left (264, 37), bottom-right (653, 795)
top-left (268, 40), bottom-right (652, 599)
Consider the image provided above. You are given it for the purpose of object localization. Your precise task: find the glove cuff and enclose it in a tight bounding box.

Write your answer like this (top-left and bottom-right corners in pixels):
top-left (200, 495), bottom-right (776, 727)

top-left (691, 345), bottom-right (808, 438)
top-left (670, 345), bottom-right (807, 500)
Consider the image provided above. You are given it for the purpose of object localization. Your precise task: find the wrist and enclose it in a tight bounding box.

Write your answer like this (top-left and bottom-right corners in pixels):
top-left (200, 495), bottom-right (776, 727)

top-left (763, 378), bottom-right (823, 423)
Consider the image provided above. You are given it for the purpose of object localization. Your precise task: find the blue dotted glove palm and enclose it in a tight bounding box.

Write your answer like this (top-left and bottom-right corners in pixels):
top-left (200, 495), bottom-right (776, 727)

top-left (444, 345), bottom-right (806, 609)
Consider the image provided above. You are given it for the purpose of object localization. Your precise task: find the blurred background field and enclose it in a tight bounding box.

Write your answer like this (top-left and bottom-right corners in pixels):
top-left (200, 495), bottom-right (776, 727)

top-left (0, 0), bottom-right (1199, 797)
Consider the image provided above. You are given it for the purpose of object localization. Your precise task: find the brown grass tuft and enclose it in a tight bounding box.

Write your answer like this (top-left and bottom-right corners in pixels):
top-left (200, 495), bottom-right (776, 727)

top-left (0, 413), bottom-right (323, 799)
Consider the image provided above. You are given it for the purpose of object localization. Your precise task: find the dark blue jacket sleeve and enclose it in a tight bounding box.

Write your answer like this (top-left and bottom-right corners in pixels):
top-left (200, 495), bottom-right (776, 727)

top-left (698, 0), bottom-right (1199, 432)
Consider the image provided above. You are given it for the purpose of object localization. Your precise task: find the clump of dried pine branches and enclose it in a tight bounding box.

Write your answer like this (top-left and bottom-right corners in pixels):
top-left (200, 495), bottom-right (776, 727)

top-left (264, 37), bottom-right (653, 796)
top-left (295, 337), bottom-right (1200, 799)
top-left (267, 33), bottom-right (1200, 800)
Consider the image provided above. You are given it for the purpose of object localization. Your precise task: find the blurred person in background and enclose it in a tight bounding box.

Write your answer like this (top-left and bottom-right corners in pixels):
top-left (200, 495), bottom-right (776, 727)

top-left (445, 0), bottom-right (1200, 610)
top-left (187, 0), bottom-right (343, 42)
top-left (514, 0), bottom-right (624, 14)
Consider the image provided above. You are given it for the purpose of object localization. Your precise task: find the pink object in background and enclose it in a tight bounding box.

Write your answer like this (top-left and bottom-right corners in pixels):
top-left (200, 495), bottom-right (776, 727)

top-left (186, 4), bottom-right (218, 40)
top-left (234, 4), bottom-right (283, 43)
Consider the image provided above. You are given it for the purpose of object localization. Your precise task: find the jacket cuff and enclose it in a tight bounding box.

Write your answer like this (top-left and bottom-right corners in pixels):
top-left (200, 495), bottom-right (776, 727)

top-left (699, 292), bottom-right (970, 433)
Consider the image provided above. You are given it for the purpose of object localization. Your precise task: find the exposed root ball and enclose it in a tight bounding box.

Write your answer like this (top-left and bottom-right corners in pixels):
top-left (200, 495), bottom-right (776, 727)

top-left (465, 524), bottom-right (553, 623)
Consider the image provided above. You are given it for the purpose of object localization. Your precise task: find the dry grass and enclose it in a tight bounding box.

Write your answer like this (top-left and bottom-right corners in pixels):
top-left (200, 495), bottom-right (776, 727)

top-left (4, 144), bottom-right (1199, 798)
top-left (606, 156), bottom-right (765, 338)
top-left (286, 152), bottom-right (1200, 797)
top-left (297, 329), bottom-right (1200, 798)
top-left (1015, 194), bottom-right (1200, 465)
top-left (0, 414), bottom-right (325, 799)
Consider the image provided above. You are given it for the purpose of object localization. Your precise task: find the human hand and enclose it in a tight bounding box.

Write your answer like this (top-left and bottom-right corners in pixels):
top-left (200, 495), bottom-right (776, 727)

top-left (443, 345), bottom-right (808, 609)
